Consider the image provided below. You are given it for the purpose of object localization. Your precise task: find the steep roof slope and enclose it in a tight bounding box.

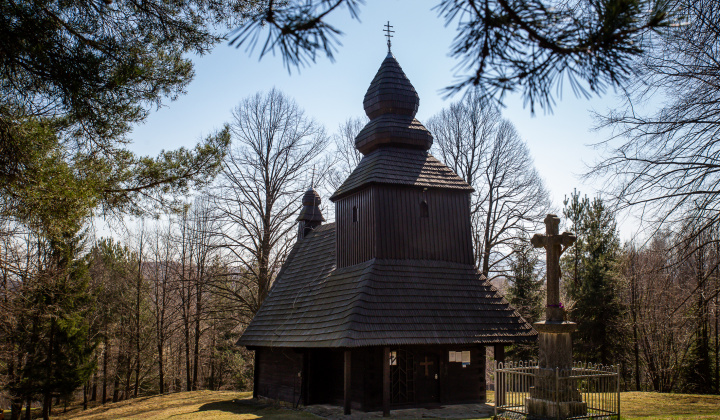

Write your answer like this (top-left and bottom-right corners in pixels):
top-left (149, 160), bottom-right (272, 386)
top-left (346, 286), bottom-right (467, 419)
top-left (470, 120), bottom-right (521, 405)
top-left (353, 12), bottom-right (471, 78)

top-left (239, 223), bottom-right (536, 348)
top-left (331, 147), bottom-right (474, 200)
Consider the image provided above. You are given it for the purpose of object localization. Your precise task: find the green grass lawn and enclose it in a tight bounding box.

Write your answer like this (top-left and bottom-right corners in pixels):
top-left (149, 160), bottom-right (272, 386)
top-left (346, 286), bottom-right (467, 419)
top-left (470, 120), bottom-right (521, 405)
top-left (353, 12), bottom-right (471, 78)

top-left (620, 391), bottom-right (720, 419)
top-left (55, 390), bottom-right (720, 419)
top-left (57, 391), bottom-right (316, 420)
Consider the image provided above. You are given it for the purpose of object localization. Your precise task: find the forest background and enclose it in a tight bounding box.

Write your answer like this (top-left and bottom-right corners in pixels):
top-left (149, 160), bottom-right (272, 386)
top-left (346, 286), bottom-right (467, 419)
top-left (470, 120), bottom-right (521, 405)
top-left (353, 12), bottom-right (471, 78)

top-left (1, 0), bottom-right (719, 419)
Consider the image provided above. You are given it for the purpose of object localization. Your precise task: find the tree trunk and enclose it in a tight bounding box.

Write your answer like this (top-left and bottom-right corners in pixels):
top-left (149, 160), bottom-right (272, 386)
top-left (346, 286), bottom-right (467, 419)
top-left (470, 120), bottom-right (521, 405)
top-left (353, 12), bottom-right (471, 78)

top-left (92, 365), bottom-right (98, 401)
top-left (124, 346), bottom-right (132, 400)
top-left (481, 191), bottom-right (494, 277)
top-left (135, 233), bottom-right (143, 398)
top-left (102, 337), bottom-right (108, 404)
top-left (156, 266), bottom-right (166, 394)
top-left (9, 398), bottom-right (21, 420)
top-left (113, 347), bottom-right (121, 402)
top-left (630, 260), bottom-right (641, 391)
top-left (23, 396), bottom-right (30, 420)
top-left (158, 339), bottom-right (165, 394)
top-left (715, 282), bottom-right (719, 394)
top-left (184, 306), bottom-right (192, 391)
top-left (42, 318), bottom-right (56, 420)
top-left (180, 211), bottom-right (193, 392)
top-left (715, 242), bottom-right (719, 393)
top-left (209, 323), bottom-right (216, 390)
top-left (192, 275), bottom-right (202, 390)
top-left (257, 202), bottom-right (273, 306)
top-left (42, 392), bottom-right (51, 420)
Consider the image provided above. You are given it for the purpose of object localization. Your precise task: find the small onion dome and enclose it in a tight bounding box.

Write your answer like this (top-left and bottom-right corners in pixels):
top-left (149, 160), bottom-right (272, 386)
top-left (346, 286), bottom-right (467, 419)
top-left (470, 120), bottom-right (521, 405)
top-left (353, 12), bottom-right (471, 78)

top-left (356, 53), bottom-right (433, 155)
top-left (297, 187), bottom-right (325, 223)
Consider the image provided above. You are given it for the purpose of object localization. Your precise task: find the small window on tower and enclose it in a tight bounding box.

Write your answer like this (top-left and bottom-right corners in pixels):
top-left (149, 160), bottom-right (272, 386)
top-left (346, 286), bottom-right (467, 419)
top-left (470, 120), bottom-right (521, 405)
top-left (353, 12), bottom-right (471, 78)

top-left (420, 200), bottom-right (429, 218)
top-left (353, 206), bottom-right (358, 222)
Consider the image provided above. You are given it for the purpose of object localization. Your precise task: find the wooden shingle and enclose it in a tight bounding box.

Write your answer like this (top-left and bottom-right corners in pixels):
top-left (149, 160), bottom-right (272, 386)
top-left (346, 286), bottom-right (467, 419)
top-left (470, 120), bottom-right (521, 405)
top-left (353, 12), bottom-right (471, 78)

top-left (331, 147), bottom-right (474, 201)
top-left (239, 223), bottom-right (536, 348)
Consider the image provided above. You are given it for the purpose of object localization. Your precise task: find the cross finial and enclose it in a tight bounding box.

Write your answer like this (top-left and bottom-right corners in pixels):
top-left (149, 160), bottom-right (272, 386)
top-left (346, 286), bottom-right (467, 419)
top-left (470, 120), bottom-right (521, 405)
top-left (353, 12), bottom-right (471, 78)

top-left (311, 165), bottom-right (316, 188)
top-left (384, 21), bottom-right (394, 53)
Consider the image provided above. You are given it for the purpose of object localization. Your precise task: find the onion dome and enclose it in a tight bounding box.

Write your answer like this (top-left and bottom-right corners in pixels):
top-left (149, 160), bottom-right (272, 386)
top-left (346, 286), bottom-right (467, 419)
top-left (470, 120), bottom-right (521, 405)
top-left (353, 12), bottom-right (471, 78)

top-left (355, 53), bottom-right (433, 155)
top-left (297, 187), bottom-right (325, 223)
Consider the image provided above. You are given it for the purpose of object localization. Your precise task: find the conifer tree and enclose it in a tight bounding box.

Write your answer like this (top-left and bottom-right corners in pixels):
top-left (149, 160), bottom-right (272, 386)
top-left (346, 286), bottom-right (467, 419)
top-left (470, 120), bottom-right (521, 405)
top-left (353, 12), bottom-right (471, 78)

top-left (506, 239), bottom-right (544, 360)
top-left (564, 196), bottom-right (627, 365)
top-left (563, 189), bottom-right (589, 293)
top-left (9, 229), bottom-right (96, 420)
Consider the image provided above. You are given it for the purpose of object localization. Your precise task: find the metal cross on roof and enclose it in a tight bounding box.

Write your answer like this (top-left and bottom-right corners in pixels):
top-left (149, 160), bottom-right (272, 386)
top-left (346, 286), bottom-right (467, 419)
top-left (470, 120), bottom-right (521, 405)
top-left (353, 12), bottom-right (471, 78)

top-left (384, 21), bottom-right (394, 52)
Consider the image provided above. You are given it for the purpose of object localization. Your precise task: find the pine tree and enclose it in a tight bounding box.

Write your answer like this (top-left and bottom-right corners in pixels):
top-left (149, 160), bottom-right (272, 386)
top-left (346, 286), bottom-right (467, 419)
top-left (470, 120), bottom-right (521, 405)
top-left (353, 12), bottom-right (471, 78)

top-left (564, 196), bottom-right (627, 365)
top-left (562, 189), bottom-right (589, 295)
top-left (506, 239), bottom-right (545, 360)
top-left (9, 229), bottom-right (96, 420)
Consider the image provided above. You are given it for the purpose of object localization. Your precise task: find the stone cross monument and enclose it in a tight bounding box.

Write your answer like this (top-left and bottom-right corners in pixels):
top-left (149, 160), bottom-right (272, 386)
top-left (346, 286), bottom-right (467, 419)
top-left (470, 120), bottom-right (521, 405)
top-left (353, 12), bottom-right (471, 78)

top-left (531, 214), bottom-right (576, 324)
top-left (526, 214), bottom-right (586, 418)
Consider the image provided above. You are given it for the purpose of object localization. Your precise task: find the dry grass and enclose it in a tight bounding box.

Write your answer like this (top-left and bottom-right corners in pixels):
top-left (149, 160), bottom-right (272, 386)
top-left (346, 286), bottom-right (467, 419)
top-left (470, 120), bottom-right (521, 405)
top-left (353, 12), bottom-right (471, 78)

top-left (53, 390), bottom-right (720, 420)
top-left (57, 391), bottom-right (316, 420)
top-left (621, 391), bottom-right (720, 419)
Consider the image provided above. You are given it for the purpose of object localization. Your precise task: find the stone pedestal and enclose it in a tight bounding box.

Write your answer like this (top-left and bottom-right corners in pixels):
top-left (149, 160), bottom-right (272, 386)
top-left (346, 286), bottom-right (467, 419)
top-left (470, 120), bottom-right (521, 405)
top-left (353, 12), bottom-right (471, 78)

top-left (526, 321), bottom-right (587, 419)
top-left (534, 321), bottom-right (576, 370)
top-left (526, 398), bottom-right (588, 419)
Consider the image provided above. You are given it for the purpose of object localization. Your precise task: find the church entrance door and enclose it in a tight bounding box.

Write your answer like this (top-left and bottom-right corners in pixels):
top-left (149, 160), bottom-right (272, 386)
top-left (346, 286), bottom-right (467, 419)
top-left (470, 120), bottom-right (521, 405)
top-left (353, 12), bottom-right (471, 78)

top-left (416, 353), bottom-right (440, 404)
top-left (390, 349), bottom-right (415, 405)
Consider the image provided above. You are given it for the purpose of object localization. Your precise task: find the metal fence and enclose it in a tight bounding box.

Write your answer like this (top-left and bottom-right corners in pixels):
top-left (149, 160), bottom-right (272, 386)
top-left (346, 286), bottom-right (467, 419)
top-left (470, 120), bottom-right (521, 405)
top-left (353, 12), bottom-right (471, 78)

top-left (493, 361), bottom-right (620, 420)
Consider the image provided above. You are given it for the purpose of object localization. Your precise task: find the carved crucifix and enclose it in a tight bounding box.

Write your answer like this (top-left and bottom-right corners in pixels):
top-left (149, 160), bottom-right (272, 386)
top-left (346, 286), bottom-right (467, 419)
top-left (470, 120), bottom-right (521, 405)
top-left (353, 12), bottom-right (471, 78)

top-left (531, 214), bottom-right (576, 322)
top-left (419, 356), bottom-right (434, 376)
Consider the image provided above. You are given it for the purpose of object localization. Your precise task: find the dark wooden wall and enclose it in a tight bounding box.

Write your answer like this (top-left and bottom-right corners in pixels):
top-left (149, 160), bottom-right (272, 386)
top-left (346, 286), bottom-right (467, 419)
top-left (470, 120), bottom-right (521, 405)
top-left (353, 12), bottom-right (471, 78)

top-left (439, 346), bottom-right (487, 404)
top-left (358, 345), bottom-right (486, 411)
top-left (307, 349), bottom-right (343, 404)
top-left (374, 186), bottom-right (473, 263)
top-left (255, 348), bottom-right (303, 403)
top-left (336, 188), bottom-right (376, 267)
top-left (259, 345), bottom-right (486, 410)
top-left (335, 186), bottom-right (474, 268)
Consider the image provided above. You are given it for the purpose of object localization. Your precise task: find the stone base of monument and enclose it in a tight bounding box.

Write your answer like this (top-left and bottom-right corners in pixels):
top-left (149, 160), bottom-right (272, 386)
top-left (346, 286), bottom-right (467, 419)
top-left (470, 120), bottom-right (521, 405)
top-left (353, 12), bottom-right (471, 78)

top-left (534, 320), bottom-right (577, 371)
top-left (525, 320), bottom-right (588, 419)
top-left (525, 397), bottom-right (587, 419)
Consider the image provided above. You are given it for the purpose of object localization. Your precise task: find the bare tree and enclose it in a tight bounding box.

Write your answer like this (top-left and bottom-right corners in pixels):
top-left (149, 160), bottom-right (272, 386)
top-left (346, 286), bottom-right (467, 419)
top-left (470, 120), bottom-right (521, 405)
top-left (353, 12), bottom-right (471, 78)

top-left (328, 116), bottom-right (366, 190)
top-left (214, 88), bottom-right (329, 315)
top-left (188, 195), bottom-right (220, 390)
top-left (428, 96), bottom-right (551, 278)
top-left (590, 0), bottom-right (720, 252)
top-left (173, 206), bottom-right (194, 392)
top-left (133, 225), bottom-right (145, 398)
top-left (621, 233), bottom-right (697, 391)
top-left (147, 222), bottom-right (177, 395)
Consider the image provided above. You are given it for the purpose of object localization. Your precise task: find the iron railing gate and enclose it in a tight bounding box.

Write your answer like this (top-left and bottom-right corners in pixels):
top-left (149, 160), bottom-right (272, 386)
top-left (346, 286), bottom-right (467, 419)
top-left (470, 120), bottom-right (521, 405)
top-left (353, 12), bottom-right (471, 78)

top-left (494, 361), bottom-right (620, 420)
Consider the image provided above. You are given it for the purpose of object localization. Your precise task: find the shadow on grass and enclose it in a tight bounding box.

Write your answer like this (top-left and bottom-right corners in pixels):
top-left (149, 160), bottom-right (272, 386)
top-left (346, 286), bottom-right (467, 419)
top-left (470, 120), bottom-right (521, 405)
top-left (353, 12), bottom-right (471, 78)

top-left (198, 399), bottom-right (315, 420)
top-left (198, 400), bottom-right (265, 414)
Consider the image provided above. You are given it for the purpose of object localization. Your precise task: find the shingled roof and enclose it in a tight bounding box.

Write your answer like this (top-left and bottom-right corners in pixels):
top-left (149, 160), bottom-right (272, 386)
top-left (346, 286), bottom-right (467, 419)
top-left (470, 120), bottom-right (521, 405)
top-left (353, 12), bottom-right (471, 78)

top-left (238, 223), bottom-right (536, 348)
top-left (330, 147), bottom-right (474, 201)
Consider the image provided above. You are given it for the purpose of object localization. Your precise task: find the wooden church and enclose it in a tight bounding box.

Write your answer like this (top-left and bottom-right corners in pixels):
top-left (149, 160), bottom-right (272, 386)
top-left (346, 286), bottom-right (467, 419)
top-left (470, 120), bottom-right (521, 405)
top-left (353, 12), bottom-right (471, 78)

top-left (238, 49), bottom-right (536, 414)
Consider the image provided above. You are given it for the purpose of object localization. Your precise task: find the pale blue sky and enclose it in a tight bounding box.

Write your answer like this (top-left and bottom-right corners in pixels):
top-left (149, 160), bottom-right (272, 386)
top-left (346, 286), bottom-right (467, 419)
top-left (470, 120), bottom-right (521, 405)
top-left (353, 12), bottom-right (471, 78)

top-left (127, 0), bottom-right (633, 238)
